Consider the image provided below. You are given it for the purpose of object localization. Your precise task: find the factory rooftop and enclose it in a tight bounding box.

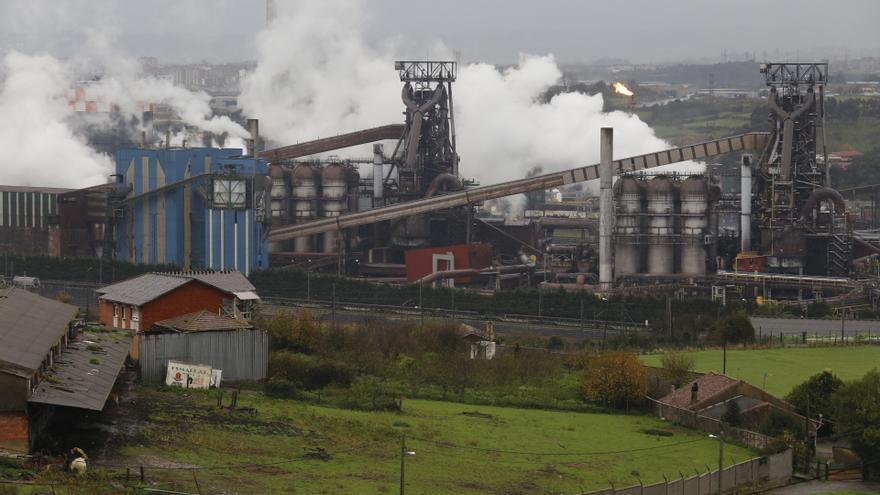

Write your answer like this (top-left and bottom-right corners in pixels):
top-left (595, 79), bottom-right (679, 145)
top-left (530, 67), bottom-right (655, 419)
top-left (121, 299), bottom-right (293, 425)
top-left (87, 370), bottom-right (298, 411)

top-left (0, 288), bottom-right (79, 377)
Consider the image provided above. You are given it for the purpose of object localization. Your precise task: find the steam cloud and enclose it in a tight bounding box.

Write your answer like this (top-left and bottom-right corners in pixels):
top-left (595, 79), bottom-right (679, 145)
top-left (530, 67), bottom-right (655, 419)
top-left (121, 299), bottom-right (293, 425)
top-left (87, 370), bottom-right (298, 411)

top-left (0, 2), bottom-right (249, 188)
top-left (0, 52), bottom-right (111, 188)
top-left (241, 0), bottom-right (699, 200)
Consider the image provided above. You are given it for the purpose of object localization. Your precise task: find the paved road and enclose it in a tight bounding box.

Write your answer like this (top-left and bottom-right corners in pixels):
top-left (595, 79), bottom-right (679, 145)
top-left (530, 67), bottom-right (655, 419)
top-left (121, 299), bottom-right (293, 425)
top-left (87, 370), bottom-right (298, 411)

top-left (750, 316), bottom-right (880, 338)
top-left (767, 479), bottom-right (880, 494)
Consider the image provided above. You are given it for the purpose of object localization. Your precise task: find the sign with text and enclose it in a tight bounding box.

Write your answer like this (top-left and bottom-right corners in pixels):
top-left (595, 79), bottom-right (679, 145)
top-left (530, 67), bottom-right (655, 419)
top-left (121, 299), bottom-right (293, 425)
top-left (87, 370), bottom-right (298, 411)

top-left (165, 360), bottom-right (213, 389)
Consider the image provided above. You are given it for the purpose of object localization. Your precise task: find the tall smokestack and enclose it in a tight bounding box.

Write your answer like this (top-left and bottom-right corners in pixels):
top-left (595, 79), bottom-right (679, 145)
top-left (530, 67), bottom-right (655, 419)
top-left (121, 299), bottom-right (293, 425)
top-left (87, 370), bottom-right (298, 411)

top-left (247, 119), bottom-right (260, 157)
top-left (599, 127), bottom-right (614, 290)
top-left (372, 143), bottom-right (384, 205)
top-left (740, 154), bottom-right (752, 253)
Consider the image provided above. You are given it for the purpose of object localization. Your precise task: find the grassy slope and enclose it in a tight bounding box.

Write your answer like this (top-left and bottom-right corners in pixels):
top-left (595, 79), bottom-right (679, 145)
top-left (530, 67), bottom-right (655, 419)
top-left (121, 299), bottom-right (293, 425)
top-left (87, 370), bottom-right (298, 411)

top-left (641, 346), bottom-right (880, 396)
top-left (112, 387), bottom-right (753, 495)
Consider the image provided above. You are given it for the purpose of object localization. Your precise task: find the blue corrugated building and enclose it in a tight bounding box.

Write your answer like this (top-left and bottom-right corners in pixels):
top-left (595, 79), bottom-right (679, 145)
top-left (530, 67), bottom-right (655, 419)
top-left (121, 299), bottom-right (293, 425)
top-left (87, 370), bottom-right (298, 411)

top-left (114, 148), bottom-right (269, 275)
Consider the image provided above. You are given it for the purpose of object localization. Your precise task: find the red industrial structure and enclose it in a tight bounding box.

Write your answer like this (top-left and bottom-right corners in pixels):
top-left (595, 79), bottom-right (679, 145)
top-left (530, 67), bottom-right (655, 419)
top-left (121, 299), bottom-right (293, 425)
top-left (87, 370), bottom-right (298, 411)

top-left (404, 243), bottom-right (493, 284)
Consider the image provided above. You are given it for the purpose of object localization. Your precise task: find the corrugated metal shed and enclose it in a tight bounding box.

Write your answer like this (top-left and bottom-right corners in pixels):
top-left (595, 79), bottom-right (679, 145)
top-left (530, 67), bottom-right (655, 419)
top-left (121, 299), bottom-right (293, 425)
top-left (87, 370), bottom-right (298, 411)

top-left (139, 329), bottom-right (268, 383)
top-left (96, 273), bottom-right (191, 306)
top-left (29, 329), bottom-right (133, 411)
top-left (0, 288), bottom-right (79, 377)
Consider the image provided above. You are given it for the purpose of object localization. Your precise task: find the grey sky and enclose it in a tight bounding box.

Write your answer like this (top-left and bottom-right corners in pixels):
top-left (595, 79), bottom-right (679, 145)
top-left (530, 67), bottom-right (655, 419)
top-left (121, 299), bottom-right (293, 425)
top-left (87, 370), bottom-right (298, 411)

top-left (1, 0), bottom-right (878, 64)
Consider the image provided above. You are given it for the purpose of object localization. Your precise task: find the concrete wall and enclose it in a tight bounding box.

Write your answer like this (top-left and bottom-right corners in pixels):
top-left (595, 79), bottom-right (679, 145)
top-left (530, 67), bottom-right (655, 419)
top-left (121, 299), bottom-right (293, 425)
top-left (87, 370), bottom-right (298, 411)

top-left (653, 399), bottom-right (774, 450)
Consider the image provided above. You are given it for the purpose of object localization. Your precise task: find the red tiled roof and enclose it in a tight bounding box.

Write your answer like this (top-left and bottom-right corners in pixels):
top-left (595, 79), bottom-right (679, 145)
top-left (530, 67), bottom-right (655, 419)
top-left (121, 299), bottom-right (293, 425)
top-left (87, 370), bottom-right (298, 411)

top-left (659, 372), bottom-right (739, 410)
top-left (152, 310), bottom-right (253, 333)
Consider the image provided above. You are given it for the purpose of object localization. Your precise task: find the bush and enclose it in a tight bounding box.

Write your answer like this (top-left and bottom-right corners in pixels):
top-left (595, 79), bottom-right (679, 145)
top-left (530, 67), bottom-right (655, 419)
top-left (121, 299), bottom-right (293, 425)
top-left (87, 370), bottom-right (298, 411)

top-left (268, 351), bottom-right (353, 390)
top-left (785, 370), bottom-right (843, 435)
top-left (715, 313), bottom-right (755, 343)
top-left (339, 378), bottom-right (401, 411)
top-left (758, 408), bottom-right (802, 437)
top-left (264, 311), bottom-right (321, 353)
top-left (660, 351), bottom-right (696, 387)
top-left (265, 377), bottom-right (302, 399)
top-left (722, 400), bottom-right (742, 427)
top-left (581, 352), bottom-right (647, 409)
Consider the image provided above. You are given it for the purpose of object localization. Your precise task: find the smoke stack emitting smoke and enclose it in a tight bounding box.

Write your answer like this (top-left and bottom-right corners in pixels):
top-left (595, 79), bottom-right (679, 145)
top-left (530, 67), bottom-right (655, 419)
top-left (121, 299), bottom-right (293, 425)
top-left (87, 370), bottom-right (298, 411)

top-left (242, 0), bottom-right (700, 202)
top-left (0, 0), bottom-right (699, 191)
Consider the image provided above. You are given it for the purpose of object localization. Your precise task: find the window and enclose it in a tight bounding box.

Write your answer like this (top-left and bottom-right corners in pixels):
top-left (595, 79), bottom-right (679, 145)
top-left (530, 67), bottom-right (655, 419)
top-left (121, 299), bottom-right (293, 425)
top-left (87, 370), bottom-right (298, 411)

top-left (122, 306), bottom-right (127, 320)
top-left (131, 307), bottom-right (140, 322)
top-left (213, 179), bottom-right (247, 208)
top-left (113, 304), bottom-right (119, 317)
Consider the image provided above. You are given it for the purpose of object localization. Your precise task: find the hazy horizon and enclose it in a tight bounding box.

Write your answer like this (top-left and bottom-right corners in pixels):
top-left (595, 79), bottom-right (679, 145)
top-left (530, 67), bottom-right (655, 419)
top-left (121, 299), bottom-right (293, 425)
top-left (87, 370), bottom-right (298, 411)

top-left (0, 0), bottom-right (877, 65)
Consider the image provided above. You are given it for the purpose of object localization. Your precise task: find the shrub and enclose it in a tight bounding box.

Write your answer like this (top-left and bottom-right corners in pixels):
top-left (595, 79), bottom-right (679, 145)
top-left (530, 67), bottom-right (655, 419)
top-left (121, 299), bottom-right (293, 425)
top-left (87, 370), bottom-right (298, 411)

top-left (715, 313), bottom-right (755, 343)
top-left (56, 291), bottom-right (73, 304)
top-left (660, 351), bottom-right (696, 387)
top-left (340, 378), bottom-right (401, 411)
top-left (581, 352), bottom-right (647, 409)
top-left (722, 400), bottom-right (742, 427)
top-left (758, 408), bottom-right (802, 437)
top-left (785, 370), bottom-right (843, 435)
top-left (265, 377), bottom-right (302, 399)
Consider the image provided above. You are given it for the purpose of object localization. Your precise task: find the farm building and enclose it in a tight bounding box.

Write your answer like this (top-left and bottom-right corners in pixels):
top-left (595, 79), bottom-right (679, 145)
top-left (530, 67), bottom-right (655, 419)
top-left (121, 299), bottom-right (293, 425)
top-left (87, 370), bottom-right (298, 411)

top-left (0, 288), bottom-right (132, 452)
top-left (96, 271), bottom-right (260, 359)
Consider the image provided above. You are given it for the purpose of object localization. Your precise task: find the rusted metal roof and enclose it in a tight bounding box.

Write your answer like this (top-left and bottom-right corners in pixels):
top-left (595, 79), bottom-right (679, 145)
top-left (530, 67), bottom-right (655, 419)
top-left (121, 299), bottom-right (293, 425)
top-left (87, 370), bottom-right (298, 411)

top-left (0, 288), bottom-right (79, 376)
top-left (152, 310), bottom-right (253, 333)
top-left (28, 329), bottom-right (133, 411)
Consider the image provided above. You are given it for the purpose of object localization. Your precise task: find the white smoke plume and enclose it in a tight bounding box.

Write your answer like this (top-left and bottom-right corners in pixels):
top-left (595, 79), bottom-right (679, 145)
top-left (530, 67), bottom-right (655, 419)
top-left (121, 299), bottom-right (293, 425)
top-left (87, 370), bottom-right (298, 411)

top-left (0, 52), bottom-right (111, 188)
top-left (239, 1), bottom-right (400, 147)
top-left (241, 0), bottom-right (699, 196)
top-left (0, 1), bottom-right (249, 188)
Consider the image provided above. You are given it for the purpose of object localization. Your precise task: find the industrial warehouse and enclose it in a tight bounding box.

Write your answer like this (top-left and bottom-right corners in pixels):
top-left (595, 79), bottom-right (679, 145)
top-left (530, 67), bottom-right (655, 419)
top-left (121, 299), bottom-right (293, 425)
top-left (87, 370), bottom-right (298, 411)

top-left (1, 1), bottom-right (879, 493)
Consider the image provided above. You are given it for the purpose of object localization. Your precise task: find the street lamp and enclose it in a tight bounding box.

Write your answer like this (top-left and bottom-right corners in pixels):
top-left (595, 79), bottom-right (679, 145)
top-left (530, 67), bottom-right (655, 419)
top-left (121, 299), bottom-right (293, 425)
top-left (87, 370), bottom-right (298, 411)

top-left (709, 434), bottom-right (724, 494)
top-left (399, 435), bottom-right (416, 495)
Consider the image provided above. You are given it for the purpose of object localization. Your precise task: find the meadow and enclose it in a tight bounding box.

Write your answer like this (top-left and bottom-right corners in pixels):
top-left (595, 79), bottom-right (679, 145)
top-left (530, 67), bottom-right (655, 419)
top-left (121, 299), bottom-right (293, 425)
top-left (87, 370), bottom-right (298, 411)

top-left (84, 386), bottom-right (756, 495)
top-left (641, 345), bottom-right (880, 396)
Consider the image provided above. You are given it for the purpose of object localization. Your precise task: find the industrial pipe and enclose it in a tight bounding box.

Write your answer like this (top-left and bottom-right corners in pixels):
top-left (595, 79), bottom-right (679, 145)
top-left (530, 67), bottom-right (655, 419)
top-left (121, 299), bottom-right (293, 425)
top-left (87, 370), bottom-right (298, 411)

top-left (740, 154), bottom-right (752, 252)
top-left (424, 173), bottom-right (464, 198)
top-left (414, 264), bottom-right (533, 285)
top-left (599, 127), bottom-right (613, 290)
top-left (800, 187), bottom-right (846, 219)
top-left (267, 132), bottom-right (770, 242)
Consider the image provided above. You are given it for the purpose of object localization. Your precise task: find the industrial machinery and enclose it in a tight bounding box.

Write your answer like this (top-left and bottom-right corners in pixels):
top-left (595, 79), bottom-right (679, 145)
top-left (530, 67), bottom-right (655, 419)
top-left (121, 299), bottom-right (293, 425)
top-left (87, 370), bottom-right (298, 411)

top-left (748, 62), bottom-right (851, 276)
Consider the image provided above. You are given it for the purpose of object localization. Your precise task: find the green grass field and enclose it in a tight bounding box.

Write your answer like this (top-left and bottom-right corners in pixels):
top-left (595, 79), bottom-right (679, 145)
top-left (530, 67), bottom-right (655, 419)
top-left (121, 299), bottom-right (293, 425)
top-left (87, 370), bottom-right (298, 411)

top-left (82, 387), bottom-right (755, 495)
top-left (641, 346), bottom-right (880, 396)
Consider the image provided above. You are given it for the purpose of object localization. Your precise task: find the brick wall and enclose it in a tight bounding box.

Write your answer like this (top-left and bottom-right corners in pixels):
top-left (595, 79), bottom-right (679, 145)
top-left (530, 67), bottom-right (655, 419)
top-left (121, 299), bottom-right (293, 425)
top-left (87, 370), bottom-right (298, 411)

top-left (140, 282), bottom-right (228, 331)
top-left (0, 411), bottom-right (28, 453)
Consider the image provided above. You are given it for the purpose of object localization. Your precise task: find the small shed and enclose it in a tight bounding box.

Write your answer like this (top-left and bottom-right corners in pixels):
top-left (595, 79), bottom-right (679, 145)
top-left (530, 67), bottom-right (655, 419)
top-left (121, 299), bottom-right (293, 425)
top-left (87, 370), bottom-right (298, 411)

top-left (139, 310), bottom-right (268, 383)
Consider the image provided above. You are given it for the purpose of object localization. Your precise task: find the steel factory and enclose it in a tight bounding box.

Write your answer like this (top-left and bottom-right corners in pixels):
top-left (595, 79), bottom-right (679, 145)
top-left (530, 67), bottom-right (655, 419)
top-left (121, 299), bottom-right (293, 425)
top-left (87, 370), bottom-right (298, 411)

top-left (0, 61), bottom-right (873, 306)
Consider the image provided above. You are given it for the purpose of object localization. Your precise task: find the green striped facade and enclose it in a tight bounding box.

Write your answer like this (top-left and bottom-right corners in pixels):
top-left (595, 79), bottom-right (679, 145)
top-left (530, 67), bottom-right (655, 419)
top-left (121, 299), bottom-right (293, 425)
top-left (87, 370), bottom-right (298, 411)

top-left (0, 191), bottom-right (60, 229)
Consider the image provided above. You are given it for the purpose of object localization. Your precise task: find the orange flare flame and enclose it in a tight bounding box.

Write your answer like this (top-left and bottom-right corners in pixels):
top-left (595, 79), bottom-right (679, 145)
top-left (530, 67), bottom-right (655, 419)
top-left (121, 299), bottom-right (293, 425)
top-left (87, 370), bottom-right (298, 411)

top-left (613, 82), bottom-right (634, 97)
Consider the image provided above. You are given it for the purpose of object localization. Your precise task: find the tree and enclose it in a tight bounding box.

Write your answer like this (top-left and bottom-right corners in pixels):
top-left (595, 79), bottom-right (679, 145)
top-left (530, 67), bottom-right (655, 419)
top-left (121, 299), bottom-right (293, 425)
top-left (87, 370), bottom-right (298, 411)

top-left (785, 370), bottom-right (844, 434)
top-left (722, 400), bottom-right (742, 427)
top-left (715, 313), bottom-right (755, 343)
top-left (660, 351), bottom-right (696, 387)
top-left (832, 369), bottom-right (880, 479)
top-left (582, 352), bottom-right (647, 409)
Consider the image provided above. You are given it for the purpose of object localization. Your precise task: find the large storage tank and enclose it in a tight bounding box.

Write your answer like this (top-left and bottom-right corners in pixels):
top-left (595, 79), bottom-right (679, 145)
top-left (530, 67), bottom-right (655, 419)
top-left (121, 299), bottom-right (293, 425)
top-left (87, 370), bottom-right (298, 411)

top-left (646, 176), bottom-right (675, 274)
top-left (680, 175), bottom-right (708, 276)
top-left (291, 164), bottom-right (319, 253)
top-left (613, 176), bottom-right (643, 276)
top-left (321, 164), bottom-right (348, 253)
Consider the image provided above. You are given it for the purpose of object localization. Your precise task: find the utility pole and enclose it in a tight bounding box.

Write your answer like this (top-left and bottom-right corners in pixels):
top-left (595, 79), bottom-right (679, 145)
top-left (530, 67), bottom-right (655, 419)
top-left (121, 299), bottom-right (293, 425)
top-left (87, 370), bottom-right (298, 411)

top-left (538, 290), bottom-right (543, 318)
top-left (722, 341), bottom-right (727, 374)
top-left (399, 435), bottom-right (406, 495)
top-left (840, 309), bottom-right (845, 343)
top-left (306, 271), bottom-right (311, 301)
top-left (419, 283), bottom-right (424, 328)
top-left (331, 283), bottom-right (336, 328)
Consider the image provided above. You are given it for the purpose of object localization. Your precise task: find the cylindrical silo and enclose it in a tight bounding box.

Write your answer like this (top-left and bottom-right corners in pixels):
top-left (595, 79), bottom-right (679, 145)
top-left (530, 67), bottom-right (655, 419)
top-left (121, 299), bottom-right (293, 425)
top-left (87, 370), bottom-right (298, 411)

top-left (322, 163), bottom-right (348, 253)
top-left (680, 175), bottom-right (708, 276)
top-left (613, 176), bottom-right (643, 277)
top-left (291, 164), bottom-right (319, 253)
top-left (646, 175), bottom-right (675, 275)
